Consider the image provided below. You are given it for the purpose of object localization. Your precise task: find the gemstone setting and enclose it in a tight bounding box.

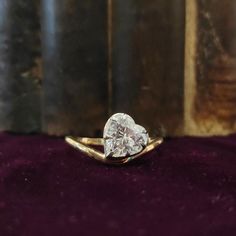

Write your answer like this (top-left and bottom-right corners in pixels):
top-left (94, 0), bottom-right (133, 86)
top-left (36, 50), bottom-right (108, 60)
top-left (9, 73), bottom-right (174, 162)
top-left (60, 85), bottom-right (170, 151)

top-left (103, 113), bottom-right (149, 158)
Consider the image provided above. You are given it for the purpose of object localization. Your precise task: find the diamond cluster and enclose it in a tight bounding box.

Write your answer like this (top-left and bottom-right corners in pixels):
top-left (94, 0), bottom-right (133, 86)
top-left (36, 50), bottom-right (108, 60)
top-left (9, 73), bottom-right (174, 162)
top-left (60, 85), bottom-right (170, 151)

top-left (103, 113), bottom-right (149, 158)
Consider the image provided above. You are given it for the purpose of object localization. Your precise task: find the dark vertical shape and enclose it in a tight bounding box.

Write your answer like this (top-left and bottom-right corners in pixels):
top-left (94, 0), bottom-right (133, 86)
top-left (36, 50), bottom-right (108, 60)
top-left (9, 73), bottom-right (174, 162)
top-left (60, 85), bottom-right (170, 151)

top-left (41, 0), bottom-right (108, 136)
top-left (111, 1), bottom-right (137, 113)
top-left (0, 0), bottom-right (41, 132)
top-left (111, 0), bottom-right (185, 135)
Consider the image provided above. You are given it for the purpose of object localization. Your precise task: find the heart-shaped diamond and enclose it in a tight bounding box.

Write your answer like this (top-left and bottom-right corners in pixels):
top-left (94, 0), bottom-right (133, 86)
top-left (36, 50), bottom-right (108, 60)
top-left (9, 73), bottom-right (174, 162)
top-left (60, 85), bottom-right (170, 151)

top-left (103, 113), bottom-right (149, 158)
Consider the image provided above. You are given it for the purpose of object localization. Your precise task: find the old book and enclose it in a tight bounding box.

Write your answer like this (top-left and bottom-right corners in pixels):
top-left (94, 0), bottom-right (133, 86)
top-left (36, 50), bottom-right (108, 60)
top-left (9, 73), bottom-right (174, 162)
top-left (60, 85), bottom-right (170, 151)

top-left (110, 0), bottom-right (185, 136)
top-left (1, 0), bottom-right (235, 136)
top-left (185, 0), bottom-right (236, 135)
top-left (0, 0), bottom-right (41, 132)
top-left (41, 0), bottom-right (108, 136)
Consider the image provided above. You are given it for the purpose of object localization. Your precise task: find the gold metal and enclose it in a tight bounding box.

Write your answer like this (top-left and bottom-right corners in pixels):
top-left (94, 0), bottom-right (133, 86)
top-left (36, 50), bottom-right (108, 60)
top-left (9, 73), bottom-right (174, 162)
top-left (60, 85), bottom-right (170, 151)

top-left (65, 136), bottom-right (163, 165)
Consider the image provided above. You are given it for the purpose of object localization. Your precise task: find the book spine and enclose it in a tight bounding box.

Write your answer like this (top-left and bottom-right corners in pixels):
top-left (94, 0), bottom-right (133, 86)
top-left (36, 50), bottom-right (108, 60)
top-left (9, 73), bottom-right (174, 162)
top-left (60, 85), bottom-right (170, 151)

top-left (110, 0), bottom-right (185, 135)
top-left (41, 0), bottom-right (108, 136)
top-left (0, 0), bottom-right (41, 132)
top-left (185, 0), bottom-right (236, 135)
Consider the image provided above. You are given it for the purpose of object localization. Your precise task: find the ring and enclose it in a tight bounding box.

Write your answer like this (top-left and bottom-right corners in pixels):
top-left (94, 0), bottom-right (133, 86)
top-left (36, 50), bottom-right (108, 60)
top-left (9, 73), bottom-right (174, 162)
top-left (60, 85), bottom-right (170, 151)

top-left (65, 113), bottom-right (163, 165)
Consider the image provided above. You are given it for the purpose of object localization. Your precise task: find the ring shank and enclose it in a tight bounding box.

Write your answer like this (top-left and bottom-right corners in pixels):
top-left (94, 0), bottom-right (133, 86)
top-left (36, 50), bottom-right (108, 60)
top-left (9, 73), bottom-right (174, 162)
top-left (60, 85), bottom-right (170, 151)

top-left (72, 137), bottom-right (160, 146)
top-left (65, 136), bottom-right (163, 164)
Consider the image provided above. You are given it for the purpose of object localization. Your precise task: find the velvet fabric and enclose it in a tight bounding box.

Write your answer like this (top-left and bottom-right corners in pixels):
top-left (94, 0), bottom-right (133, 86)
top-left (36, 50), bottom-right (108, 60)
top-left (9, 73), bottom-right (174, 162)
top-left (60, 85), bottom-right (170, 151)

top-left (0, 133), bottom-right (236, 236)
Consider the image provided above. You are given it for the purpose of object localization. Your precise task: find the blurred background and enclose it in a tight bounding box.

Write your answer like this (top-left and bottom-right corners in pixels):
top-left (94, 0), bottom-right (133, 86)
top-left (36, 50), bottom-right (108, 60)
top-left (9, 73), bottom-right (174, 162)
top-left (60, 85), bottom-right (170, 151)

top-left (0, 0), bottom-right (235, 137)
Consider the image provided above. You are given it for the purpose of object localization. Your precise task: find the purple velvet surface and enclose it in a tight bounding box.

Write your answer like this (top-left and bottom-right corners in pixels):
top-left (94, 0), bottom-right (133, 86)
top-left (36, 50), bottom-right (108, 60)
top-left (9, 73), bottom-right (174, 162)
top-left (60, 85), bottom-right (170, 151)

top-left (0, 133), bottom-right (236, 236)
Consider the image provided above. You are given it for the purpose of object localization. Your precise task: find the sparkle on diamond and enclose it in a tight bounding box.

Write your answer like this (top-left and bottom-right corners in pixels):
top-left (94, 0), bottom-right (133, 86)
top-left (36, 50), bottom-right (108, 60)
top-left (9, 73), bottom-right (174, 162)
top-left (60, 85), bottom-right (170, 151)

top-left (103, 113), bottom-right (149, 158)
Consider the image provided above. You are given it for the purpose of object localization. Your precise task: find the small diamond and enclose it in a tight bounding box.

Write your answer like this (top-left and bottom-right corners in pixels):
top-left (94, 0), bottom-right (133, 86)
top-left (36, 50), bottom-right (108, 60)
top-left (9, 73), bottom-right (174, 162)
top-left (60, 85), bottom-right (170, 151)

top-left (103, 113), bottom-right (149, 158)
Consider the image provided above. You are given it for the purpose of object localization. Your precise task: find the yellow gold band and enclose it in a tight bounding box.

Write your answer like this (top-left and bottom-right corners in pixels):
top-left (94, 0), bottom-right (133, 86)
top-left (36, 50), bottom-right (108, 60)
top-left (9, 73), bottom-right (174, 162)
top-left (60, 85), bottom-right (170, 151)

top-left (65, 136), bottom-right (163, 165)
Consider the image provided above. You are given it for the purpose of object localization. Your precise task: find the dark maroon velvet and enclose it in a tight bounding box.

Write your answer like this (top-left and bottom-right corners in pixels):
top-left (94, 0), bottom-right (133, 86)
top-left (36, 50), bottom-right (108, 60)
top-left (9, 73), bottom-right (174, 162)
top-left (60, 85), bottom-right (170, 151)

top-left (0, 133), bottom-right (236, 236)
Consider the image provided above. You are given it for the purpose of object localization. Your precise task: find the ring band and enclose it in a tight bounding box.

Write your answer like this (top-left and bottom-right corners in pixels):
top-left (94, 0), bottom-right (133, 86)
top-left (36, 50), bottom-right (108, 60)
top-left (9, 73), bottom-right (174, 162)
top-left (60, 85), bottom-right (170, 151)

top-left (65, 113), bottom-right (163, 165)
top-left (65, 136), bottom-right (163, 165)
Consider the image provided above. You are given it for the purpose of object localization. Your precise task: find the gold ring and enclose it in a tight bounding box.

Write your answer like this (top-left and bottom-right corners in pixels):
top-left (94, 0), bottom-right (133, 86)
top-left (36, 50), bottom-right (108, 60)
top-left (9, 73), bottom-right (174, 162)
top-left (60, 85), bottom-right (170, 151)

top-left (65, 113), bottom-right (163, 165)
